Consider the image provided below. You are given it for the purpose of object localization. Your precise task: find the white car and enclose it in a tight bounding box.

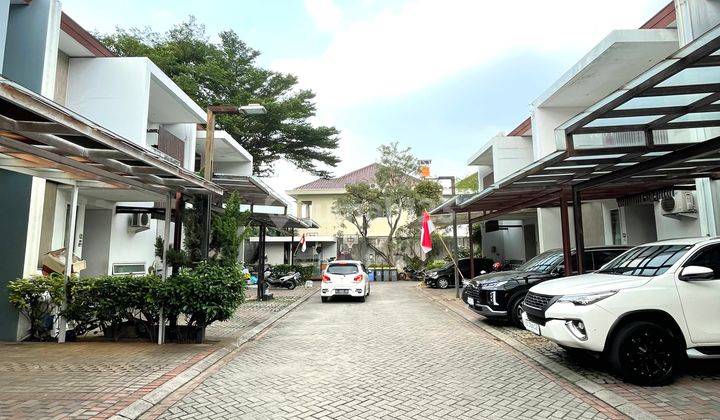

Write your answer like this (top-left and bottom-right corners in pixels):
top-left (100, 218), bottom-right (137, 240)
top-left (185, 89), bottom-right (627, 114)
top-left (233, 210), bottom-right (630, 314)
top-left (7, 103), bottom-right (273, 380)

top-left (321, 260), bottom-right (370, 302)
top-left (522, 237), bottom-right (720, 385)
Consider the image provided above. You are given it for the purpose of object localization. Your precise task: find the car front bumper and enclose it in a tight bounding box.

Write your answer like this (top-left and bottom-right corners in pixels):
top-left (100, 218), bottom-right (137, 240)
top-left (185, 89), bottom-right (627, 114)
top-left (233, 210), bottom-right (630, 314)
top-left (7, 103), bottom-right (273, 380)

top-left (523, 302), bottom-right (615, 352)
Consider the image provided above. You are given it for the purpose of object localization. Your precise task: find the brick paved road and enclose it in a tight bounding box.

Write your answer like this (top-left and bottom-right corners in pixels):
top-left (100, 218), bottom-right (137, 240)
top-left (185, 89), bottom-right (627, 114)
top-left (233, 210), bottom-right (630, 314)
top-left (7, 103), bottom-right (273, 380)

top-left (426, 286), bottom-right (720, 419)
top-left (155, 282), bottom-right (622, 419)
top-left (0, 284), bottom-right (316, 419)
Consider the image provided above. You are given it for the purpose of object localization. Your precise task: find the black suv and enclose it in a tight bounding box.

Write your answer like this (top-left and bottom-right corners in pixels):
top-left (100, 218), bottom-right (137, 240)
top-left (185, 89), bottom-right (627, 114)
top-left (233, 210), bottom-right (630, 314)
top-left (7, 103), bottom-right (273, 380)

top-left (461, 246), bottom-right (630, 327)
top-left (424, 257), bottom-right (494, 289)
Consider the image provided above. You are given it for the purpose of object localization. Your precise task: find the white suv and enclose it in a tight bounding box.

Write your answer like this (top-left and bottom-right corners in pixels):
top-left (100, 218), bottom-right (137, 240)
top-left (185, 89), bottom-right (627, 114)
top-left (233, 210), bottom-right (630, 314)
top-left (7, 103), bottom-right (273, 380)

top-left (522, 237), bottom-right (720, 385)
top-left (321, 260), bottom-right (370, 302)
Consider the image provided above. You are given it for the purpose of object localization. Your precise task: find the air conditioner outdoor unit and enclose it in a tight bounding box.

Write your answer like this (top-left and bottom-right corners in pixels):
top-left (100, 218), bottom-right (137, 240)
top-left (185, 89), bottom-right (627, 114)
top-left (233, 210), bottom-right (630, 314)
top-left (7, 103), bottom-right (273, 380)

top-left (129, 213), bottom-right (151, 233)
top-left (660, 191), bottom-right (697, 220)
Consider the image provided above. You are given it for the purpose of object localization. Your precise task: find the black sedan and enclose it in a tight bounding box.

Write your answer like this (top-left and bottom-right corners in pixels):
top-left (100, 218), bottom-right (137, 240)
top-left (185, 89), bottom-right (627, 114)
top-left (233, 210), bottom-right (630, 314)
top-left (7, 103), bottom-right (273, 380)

top-left (424, 257), bottom-right (494, 289)
top-left (462, 246), bottom-right (630, 327)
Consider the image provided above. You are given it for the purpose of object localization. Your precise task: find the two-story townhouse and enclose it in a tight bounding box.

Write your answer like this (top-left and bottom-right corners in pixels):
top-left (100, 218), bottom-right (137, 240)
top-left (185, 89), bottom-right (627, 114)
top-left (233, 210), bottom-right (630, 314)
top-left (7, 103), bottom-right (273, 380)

top-left (282, 163), bottom-right (416, 265)
top-left (0, 1), bottom-right (287, 341)
top-left (456, 2), bottom-right (714, 260)
top-left (438, 0), bottom-right (720, 273)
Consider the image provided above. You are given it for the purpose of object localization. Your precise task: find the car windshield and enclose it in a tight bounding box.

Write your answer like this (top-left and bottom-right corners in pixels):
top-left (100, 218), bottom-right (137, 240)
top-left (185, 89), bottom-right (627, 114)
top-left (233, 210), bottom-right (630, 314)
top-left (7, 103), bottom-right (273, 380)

top-left (597, 244), bottom-right (691, 277)
top-left (326, 264), bottom-right (359, 275)
top-left (518, 251), bottom-right (563, 273)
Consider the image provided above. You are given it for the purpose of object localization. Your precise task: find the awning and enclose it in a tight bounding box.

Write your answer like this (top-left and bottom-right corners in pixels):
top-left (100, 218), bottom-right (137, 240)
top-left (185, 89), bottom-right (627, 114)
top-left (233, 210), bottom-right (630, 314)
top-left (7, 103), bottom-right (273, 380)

top-left (212, 174), bottom-right (288, 207)
top-left (249, 213), bottom-right (318, 230)
top-left (0, 77), bottom-right (222, 197)
top-left (445, 23), bottom-right (720, 222)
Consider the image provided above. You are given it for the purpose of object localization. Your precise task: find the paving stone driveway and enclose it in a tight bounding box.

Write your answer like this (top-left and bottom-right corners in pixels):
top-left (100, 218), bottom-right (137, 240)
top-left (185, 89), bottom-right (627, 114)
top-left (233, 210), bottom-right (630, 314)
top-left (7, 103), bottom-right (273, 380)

top-left (425, 286), bottom-right (720, 419)
top-left (154, 282), bottom-right (622, 419)
top-left (0, 285), bottom-right (316, 419)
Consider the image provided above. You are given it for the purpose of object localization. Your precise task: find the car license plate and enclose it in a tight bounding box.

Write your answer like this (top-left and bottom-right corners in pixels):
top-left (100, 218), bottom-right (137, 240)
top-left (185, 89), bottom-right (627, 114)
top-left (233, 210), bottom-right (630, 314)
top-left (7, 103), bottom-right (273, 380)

top-left (467, 297), bottom-right (474, 306)
top-left (335, 289), bottom-right (349, 295)
top-left (522, 314), bottom-right (541, 336)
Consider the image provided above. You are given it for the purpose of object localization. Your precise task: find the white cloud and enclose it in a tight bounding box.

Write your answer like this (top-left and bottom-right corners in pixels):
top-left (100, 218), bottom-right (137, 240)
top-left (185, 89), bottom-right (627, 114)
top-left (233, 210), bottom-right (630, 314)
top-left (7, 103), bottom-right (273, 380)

top-left (273, 0), bottom-right (667, 110)
top-left (304, 0), bottom-right (344, 32)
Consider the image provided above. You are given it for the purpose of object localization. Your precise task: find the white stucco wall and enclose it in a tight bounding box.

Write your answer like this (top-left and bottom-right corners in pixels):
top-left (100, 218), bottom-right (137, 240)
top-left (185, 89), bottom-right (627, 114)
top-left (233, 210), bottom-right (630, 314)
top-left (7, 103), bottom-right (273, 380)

top-left (65, 58), bottom-right (151, 145)
top-left (492, 137), bottom-right (534, 181)
top-left (81, 209), bottom-right (113, 277)
top-left (531, 107), bottom-right (585, 160)
top-left (654, 200), bottom-right (702, 240)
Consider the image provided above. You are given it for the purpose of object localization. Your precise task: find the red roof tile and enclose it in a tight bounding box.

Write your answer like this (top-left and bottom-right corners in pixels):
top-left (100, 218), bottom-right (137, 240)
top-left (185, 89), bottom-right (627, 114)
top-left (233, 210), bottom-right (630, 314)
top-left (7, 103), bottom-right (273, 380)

top-left (293, 163), bottom-right (380, 190)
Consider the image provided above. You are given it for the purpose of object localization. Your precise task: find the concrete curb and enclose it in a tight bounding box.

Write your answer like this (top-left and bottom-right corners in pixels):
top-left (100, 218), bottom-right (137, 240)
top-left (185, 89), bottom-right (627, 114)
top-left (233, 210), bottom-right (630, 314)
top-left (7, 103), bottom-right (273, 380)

top-left (111, 288), bottom-right (319, 420)
top-left (417, 286), bottom-right (658, 420)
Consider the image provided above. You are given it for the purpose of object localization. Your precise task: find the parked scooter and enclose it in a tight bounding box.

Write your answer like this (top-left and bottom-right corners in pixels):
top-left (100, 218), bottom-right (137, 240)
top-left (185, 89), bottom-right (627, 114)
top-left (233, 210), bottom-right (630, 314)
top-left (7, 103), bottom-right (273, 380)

top-left (265, 268), bottom-right (301, 290)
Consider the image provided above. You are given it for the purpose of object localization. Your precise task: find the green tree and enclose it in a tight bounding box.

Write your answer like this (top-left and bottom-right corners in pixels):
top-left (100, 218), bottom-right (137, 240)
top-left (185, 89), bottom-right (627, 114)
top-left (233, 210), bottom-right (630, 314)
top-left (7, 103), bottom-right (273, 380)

top-left (211, 192), bottom-right (251, 267)
top-left (332, 142), bottom-right (443, 266)
top-left (98, 18), bottom-right (340, 177)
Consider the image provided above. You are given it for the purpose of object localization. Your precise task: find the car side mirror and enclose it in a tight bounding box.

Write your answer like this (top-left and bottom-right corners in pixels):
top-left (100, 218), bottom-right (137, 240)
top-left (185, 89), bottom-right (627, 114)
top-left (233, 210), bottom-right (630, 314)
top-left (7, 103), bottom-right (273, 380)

top-left (552, 266), bottom-right (564, 277)
top-left (679, 265), bottom-right (715, 281)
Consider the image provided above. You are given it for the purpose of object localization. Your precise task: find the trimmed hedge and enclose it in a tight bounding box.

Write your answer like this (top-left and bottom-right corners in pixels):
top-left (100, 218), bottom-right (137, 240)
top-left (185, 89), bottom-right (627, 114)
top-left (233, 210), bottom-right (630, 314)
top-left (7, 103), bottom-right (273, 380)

top-left (7, 261), bottom-right (247, 343)
top-left (271, 264), bottom-right (313, 280)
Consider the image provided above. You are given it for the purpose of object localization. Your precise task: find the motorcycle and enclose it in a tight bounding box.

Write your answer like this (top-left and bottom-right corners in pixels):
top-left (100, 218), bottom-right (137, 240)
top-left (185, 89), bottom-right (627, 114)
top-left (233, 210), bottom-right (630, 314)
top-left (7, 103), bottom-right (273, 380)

top-left (265, 269), bottom-right (301, 290)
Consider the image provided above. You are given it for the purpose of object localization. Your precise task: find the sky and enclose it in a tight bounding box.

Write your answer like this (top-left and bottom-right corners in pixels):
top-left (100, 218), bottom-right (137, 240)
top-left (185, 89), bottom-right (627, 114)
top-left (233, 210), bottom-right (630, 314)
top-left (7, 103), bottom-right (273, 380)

top-left (61, 0), bottom-right (671, 200)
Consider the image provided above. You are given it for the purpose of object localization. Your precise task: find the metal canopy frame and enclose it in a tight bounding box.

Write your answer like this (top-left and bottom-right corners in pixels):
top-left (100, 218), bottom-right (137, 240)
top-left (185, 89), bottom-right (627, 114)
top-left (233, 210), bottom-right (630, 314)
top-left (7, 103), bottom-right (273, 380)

top-left (0, 77), bottom-right (222, 197)
top-left (211, 174), bottom-right (288, 207)
top-left (433, 24), bottom-right (720, 275)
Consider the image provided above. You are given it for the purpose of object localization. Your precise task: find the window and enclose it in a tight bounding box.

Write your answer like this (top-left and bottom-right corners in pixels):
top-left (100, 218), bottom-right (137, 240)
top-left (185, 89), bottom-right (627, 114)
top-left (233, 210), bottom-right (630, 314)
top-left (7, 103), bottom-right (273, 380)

top-left (598, 245), bottom-right (691, 277)
top-left (300, 201), bottom-right (312, 218)
top-left (326, 264), bottom-right (359, 275)
top-left (591, 250), bottom-right (626, 270)
top-left (519, 251), bottom-right (564, 273)
top-left (112, 263), bottom-right (146, 275)
top-left (684, 244), bottom-right (720, 279)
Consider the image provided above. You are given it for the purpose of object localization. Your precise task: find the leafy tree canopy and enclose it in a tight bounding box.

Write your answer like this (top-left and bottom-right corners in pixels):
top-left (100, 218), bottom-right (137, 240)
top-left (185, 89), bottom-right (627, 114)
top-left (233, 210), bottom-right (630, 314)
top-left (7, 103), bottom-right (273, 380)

top-left (332, 142), bottom-right (443, 265)
top-left (98, 17), bottom-right (340, 176)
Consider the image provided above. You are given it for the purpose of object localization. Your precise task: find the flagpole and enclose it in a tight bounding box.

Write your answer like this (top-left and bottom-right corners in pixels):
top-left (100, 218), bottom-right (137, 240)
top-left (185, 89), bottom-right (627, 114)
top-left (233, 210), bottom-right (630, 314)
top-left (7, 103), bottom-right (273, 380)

top-left (423, 210), bottom-right (465, 281)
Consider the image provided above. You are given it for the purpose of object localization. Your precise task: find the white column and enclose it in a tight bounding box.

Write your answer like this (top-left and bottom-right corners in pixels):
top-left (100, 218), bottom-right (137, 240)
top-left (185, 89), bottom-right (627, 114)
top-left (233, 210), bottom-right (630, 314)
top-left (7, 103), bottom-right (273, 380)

top-left (158, 192), bottom-right (173, 345)
top-left (58, 185), bottom-right (79, 344)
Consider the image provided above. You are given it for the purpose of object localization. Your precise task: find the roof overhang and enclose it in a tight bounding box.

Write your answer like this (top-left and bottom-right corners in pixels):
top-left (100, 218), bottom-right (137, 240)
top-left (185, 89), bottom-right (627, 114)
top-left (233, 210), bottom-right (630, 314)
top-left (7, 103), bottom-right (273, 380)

top-left (534, 29), bottom-right (678, 108)
top-left (196, 130), bottom-right (253, 163)
top-left (248, 213), bottom-right (319, 230)
top-left (0, 77), bottom-right (222, 197)
top-left (435, 24), bottom-right (720, 223)
top-left (212, 174), bottom-right (289, 207)
top-left (147, 60), bottom-right (206, 124)
top-left (286, 188), bottom-right (347, 196)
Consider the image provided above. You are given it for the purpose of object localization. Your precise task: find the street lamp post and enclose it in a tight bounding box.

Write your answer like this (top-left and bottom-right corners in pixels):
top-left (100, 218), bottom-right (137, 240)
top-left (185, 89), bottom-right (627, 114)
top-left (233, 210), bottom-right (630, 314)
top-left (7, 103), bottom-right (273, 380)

top-left (201, 104), bottom-right (267, 258)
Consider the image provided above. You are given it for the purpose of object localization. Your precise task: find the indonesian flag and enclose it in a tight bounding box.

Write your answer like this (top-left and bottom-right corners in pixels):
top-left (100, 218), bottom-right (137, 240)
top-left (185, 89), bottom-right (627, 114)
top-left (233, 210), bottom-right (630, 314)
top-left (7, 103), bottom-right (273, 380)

top-left (298, 234), bottom-right (307, 253)
top-left (420, 211), bottom-right (435, 254)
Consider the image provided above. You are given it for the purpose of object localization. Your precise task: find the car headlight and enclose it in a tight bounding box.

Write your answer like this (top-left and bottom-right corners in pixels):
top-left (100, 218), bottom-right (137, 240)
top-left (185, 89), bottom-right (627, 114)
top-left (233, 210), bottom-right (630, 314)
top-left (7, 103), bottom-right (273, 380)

top-left (557, 290), bottom-right (617, 306)
top-left (462, 279), bottom-right (471, 287)
top-left (482, 281), bottom-right (508, 290)
top-left (429, 272), bottom-right (438, 279)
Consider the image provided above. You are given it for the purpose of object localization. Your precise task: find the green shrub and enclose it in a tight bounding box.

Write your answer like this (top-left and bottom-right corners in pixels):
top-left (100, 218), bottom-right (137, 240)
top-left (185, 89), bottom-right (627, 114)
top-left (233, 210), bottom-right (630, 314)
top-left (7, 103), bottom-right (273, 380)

top-left (425, 260), bottom-right (446, 270)
top-left (162, 261), bottom-right (246, 340)
top-left (272, 264), bottom-right (313, 280)
top-left (294, 265), bottom-right (314, 280)
top-left (7, 273), bottom-right (64, 341)
top-left (64, 274), bottom-right (163, 341)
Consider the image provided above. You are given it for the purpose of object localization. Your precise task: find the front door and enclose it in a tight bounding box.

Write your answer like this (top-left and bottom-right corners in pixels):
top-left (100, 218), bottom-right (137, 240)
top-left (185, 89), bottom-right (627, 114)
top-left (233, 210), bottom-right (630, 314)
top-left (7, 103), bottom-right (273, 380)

top-left (676, 244), bottom-right (720, 344)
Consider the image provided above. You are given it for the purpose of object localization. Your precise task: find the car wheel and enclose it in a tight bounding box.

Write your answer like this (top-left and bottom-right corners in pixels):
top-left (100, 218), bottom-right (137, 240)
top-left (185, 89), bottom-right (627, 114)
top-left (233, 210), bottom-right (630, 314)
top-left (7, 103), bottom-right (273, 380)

top-left (437, 277), bottom-right (449, 289)
top-left (321, 296), bottom-right (329, 303)
top-left (508, 296), bottom-right (526, 328)
top-left (608, 321), bottom-right (680, 386)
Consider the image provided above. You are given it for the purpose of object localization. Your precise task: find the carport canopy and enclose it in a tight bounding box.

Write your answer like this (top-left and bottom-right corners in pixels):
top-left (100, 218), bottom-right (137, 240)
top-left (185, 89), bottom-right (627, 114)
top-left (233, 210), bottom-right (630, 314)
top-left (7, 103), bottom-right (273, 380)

top-left (433, 22), bottom-right (720, 274)
top-left (0, 77), bottom-right (222, 197)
